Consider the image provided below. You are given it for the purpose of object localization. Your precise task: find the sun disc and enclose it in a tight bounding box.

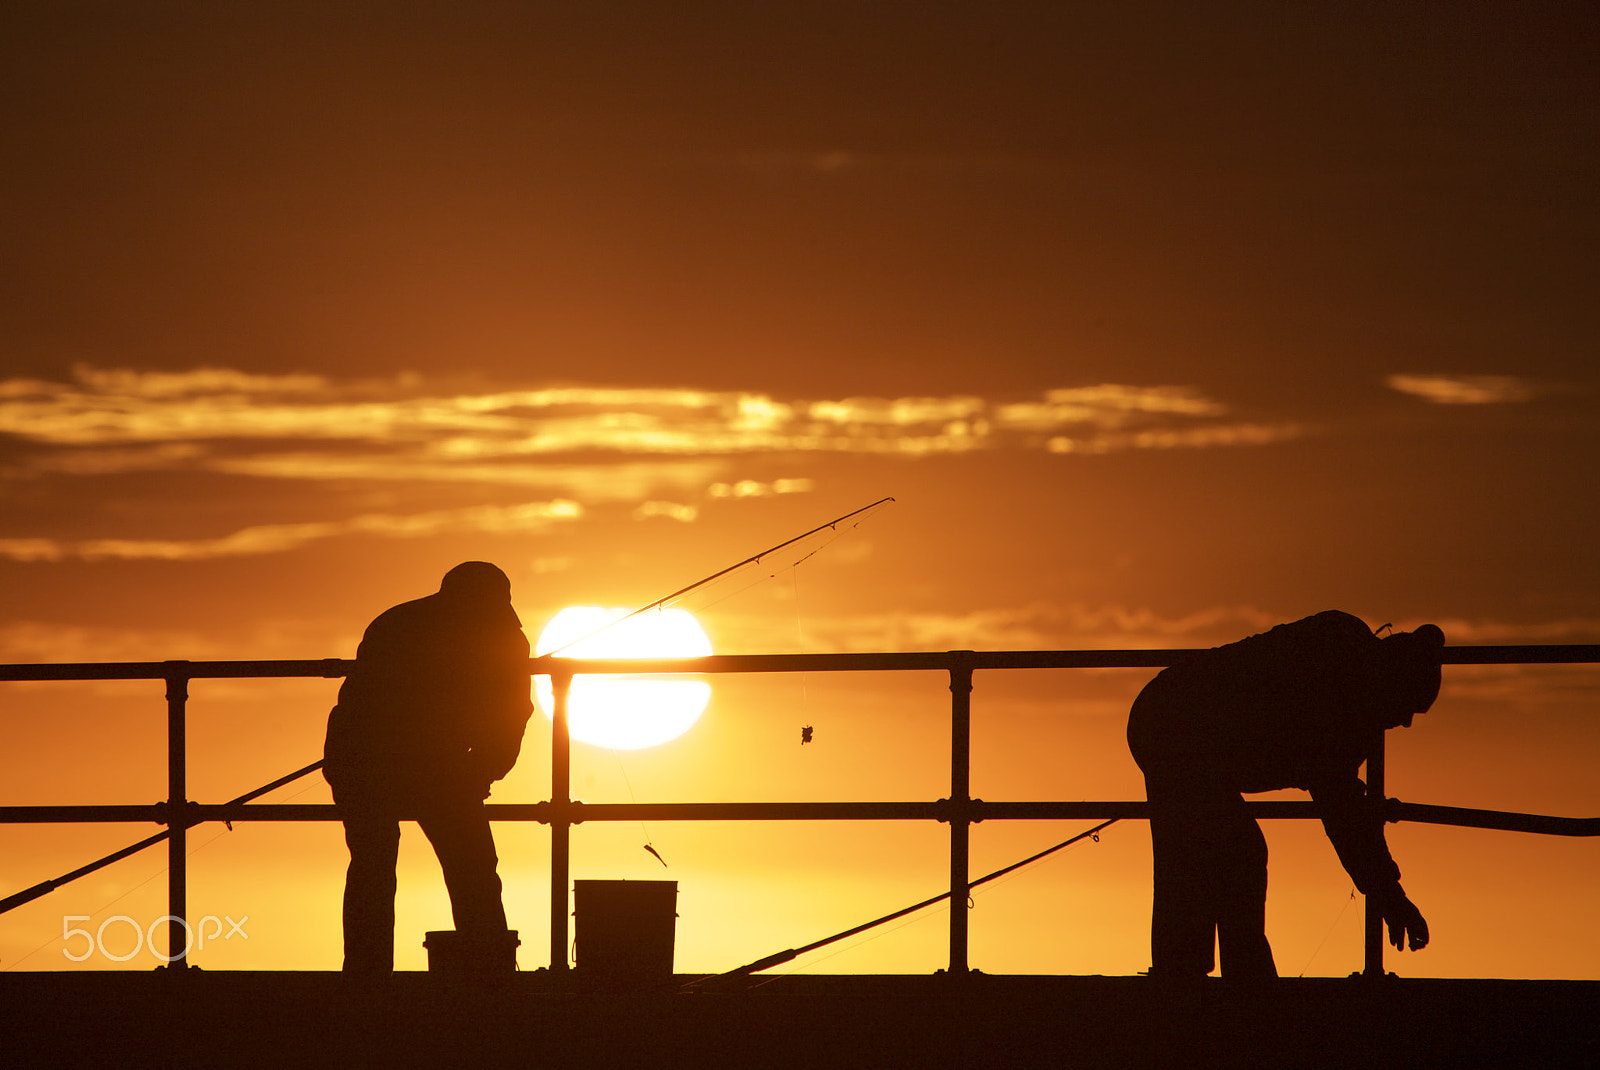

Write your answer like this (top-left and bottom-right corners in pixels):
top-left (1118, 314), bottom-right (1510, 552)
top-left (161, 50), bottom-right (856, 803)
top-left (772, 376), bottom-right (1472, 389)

top-left (534, 606), bottom-right (712, 749)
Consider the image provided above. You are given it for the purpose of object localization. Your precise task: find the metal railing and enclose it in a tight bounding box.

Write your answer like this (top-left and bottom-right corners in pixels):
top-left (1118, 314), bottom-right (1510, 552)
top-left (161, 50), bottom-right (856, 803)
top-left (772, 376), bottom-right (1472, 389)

top-left (2, 645), bottom-right (1597, 976)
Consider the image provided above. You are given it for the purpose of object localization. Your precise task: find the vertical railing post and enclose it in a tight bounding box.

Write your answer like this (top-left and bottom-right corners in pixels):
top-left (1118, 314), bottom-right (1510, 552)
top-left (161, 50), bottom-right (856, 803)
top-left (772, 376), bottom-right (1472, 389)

top-left (549, 669), bottom-right (573, 973)
top-left (947, 652), bottom-right (974, 976)
top-left (1362, 727), bottom-right (1387, 978)
top-left (164, 662), bottom-right (190, 969)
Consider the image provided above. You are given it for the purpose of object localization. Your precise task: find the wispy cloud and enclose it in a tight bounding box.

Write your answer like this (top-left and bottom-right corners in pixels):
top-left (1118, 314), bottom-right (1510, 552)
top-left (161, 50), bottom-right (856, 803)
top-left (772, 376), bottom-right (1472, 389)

top-left (71, 366), bottom-right (330, 398)
top-left (1386, 374), bottom-right (1537, 405)
top-left (0, 368), bottom-right (1318, 567)
top-left (708, 478), bottom-right (815, 499)
top-left (0, 619), bottom-right (359, 666)
top-left (1045, 422), bottom-right (1304, 454)
top-left (997, 385), bottom-right (1224, 429)
top-left (0, 500), bottom-right (581, 562)
top-left (205, 456), bottom-right (729, 500)
top-left (0, 368), bottom-right (1304, 488)
top-left (632, 501), bottom-right (699, 523)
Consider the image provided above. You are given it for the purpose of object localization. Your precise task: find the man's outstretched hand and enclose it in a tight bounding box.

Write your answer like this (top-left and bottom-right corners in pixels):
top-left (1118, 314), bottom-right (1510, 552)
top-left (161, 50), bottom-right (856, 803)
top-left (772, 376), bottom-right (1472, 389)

top-left (1378, 889), bottom-right (1429, 951)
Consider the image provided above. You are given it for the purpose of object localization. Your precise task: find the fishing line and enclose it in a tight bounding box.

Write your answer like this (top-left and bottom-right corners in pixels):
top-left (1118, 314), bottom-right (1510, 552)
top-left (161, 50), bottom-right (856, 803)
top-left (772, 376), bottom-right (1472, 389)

top-left (686, 504), bottom-right (874, 739)
top-left (678, 569), bottom-right (791, 616)
top-left (2, 763), bottom-right (333, 969)
top-left (2, 816), bottom-right (243, 971)
top-left (790, 566), bottom-right (812, 737)
top-left (2, 852), bottom-right (169, 971)
top-left (538, 500), bottom-right (893, 871)
top-left (746, 825), bottom-right (1115, 984)
top-left (1298, 885), bottom-right (1358, 977)
top-left (751, 904), bottom-right (948, 987)
top-left (540, 497), bottom-right (894, 655)
top-left (661, 515), bottom-right (872, 620)
top-left (702, 819), bottom-right (1119, 982)
top-left (0, 758), bottom-right (329, 918)
top-left (609, 749), bottom-right (666, 868)
top-left (790, 560), bottom-right (805, 647)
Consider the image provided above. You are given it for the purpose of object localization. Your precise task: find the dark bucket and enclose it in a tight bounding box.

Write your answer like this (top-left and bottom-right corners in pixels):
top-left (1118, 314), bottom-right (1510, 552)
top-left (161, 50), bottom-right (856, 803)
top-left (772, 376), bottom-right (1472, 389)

top-left (423, 929), bottom-right (520, 975)
top-left (573, 879), bottom-right (677, 980)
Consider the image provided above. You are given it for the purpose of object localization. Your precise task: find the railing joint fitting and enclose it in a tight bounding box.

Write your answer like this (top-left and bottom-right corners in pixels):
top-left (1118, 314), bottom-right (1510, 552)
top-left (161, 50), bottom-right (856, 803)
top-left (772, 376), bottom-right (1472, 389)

top-left (153, 800), bottom-right (201, 827)
top-left (934, 797), bottom-right (982, 823)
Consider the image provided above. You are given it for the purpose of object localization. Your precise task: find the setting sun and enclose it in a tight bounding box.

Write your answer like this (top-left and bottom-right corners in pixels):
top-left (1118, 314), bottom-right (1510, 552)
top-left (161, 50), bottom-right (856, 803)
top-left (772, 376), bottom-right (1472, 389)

top-left (533, 606), bottom-right (713, 750)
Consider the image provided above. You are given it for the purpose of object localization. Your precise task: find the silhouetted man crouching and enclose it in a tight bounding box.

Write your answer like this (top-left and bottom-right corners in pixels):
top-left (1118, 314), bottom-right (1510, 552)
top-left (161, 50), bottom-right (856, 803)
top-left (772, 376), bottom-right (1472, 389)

top-left (1127, 611), bottom-right (1443, 980)
top-left (324, 562), bottom-right (533, 973)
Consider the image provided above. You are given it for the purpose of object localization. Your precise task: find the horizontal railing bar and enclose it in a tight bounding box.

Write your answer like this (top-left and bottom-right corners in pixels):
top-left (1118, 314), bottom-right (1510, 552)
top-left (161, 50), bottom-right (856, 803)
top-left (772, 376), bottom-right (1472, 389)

top-left (4, 644), bottom-right (1595, 684)
top-left (1388, 800), bottom-right (1599, 837)
top-left (555, 801), bottom-right (943, 821)
top-left (1, 800), bottom-right (1159, 823)
top-left (0, 805), bottom-right (164, 823)
top-left (0, 651), bottom-right (1179, 681)
top-left (540, 645), bottom-right (1600, 672)
top-left (7, 798), bottom-right (1592, 834)
top-left (534, 651), bottom-right (1184, 674)
top-left (0, 658), bottom-right (352, 682)
top-left (537, 644), bottom-right (1600, 673)
top-left (531, 651), bottom-right (1196, 674)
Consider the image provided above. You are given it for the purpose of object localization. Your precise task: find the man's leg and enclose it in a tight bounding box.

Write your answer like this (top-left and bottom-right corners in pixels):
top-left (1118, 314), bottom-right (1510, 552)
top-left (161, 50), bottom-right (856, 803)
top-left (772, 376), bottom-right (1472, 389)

top-left (1146, 777), bottom-right (1223, 978)
top-left (1214, 805), bottom-right (1277, 980)
top-left (1130, 677), bottom-right (1222, 978)
top-left (342, 811), bottom-right (402, 972)
top-left (419, 800), bottom-right (508, 935)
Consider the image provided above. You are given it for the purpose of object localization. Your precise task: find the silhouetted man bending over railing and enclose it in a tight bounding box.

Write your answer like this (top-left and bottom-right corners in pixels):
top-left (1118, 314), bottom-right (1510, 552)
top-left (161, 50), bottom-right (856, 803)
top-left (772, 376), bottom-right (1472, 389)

top-left (1127, 611), bottom-right (1444, 981)
top-left (323, 562), bottom-right (533, 973)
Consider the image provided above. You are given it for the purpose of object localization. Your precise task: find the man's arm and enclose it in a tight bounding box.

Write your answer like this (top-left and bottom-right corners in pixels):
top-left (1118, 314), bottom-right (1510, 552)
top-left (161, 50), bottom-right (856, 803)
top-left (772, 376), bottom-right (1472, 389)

top-left (465, 628), bottom-right (534, 787)
top-left (1310, 775), bottom-right (1429, 951)
top-left (472, 701), bottom-right (532, 784)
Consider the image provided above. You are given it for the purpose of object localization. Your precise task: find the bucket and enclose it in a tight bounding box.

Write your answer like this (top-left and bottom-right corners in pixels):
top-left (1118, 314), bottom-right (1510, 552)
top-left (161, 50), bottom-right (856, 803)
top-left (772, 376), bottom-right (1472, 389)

top-left (573, 879), bottom-right (677, 980)
top-left (422, 929), bottom-right (520, 975)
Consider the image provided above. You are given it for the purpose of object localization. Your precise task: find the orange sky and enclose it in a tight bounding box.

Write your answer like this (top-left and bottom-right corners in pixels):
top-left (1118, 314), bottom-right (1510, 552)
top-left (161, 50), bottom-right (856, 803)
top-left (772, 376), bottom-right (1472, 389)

top-left (2, 3), bottom-right (1596, 978)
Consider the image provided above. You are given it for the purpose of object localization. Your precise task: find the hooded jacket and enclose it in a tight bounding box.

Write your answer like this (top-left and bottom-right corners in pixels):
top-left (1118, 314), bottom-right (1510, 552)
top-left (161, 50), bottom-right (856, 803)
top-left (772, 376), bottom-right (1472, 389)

top-left (1127, 610), bottom-right (1443, 894)
top-left (324, 571), bottom-right (533, 805)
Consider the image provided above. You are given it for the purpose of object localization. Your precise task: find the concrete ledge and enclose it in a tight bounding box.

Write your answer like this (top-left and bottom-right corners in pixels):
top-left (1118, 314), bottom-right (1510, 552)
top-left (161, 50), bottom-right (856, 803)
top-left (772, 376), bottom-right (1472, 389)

top-left (2, 972), bottom-right (1594, 1068)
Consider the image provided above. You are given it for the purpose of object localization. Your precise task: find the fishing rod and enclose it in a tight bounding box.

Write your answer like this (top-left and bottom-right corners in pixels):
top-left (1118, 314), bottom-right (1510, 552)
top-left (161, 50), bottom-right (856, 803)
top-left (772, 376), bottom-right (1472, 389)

top-left (1, 499), bottom-right (896, 913)
top-left (538, 496), bottom-right (895, 656)
top-left (535, 495), bottom-right (893, 871)
top-left (0, 760), bottom-right (325, 916)
top-left (708, 818), bottom-right (1120, 980)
